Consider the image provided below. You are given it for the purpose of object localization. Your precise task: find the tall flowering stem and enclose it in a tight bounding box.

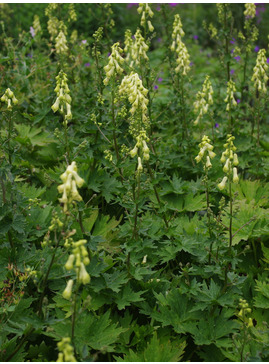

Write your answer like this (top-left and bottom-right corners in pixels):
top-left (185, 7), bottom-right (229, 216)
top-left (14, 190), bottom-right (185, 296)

top-left (171, 14), bottom-right (190, 140)
top-left (224, 80), bottom-right (237, 133)
top-left (218, 134), bottom-right (239, 250)
top-left (251, 49), bottom-right (268, 146)
top-left (195, 136), bottom-right (216, 262)
top-left (103, 42), bottom-right (125, 165)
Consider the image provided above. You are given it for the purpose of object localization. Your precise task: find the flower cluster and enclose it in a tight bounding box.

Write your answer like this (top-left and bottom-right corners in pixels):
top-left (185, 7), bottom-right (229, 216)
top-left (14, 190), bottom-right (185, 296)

top-left (252, 49), bottom-right (268, 93)
top-left (32, 15), bottom-right (42, 35)
top-left (244, 3), bottom-right (256, 19)
top-left (55, 30), bottom-right (68, 54)
top-left (130, 129), bottom-right (150, 175)
top-left (57, 337), bottom-right (76, 362)
top-left (63, 238), bottom-right (90, 300)
top-left (1, 88), bottom-right (18, 110)
top-left (124, 29), bottom-right (133, 63)
top-left (170, 14), bottom-right (190, 75)
top-left (137, 3), bottom-right (154, 32)
top-left (224, 80), bottom-right (237, 111)
top-left (218, 134), bottom-right (239, 190)
top-left (193, 75), bottom-right (213, 125)
top-left (45, 4), bottom-right (60, 41)
top-left (103, 42), bottom-right (124, 86)
top-left (195, 135), bottom-right (216, 170)
top-left (131, 28), bottom-right (149, 67)
top-left (58, 161), bottom-right (84, 213)
top-left (119, 71), bottom-right (149, 126)
top-left (51, 70), bottom-right (72, 123)
top-left (171, 14), bottom-right (185, 52)
top-left (68, 4), bottom-right (77, 22)
top-left (237, 299), bottom-right (253, 328)
top-left (175, 41), bottom-right (191, 75)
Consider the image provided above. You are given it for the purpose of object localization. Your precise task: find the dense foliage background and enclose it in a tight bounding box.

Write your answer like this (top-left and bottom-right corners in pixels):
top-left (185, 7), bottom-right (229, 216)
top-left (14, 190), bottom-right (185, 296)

top-left (0, 3), bottom-right (269, 362)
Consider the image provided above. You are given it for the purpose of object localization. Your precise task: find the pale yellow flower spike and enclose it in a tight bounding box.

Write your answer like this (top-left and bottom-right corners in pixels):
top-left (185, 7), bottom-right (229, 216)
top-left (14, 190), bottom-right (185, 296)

top-left (137, 3), bottom-right (154, 32)
top-left (195, 135), bottom-right (216, 170)
top-left (193, 76), bottom-right (213, 125)
top-left (52, 70), bottom-right (72, 124)
top-left (252, 49), bottom-right (268, 94)
top-left (218, 134), bottom-right (239, 190)
top-left (57, 337), bottom-right (76, 362)
top-left (1, 88), bottom-right (18, 110)
top-left (103, 42), bottom-right (124, 85)
top-left (58, 161), bottom-right (84, 213)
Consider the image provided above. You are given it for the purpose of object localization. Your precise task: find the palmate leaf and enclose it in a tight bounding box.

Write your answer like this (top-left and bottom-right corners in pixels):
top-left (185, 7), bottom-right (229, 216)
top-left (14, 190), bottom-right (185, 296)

top-left (222, 200), bottom-right (269, 245)
top-left (151, 289), bottom-right (200, 334)
top-left (189, 309), bottom-right (239, 346)
top-left (254, 279), bottom-right (269, 309)
top-left (161, 192), bottom-right (206, 212)
top-left (115, 332), bottom-right (186, 362)
top-left (102, 270), bottom-right (129, 293)
top-left (76, 310), bottom-right (126, 352)
top-left (114, 283), bottom-right (146, 310)
top-left (232, 180), bottom-right (269, 207)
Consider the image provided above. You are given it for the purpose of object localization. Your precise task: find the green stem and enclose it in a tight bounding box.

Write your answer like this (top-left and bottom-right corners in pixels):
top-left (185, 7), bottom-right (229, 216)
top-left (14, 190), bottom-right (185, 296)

top-left (146, 161), bottom-right (169, 229)
top-left (38, 234), bottom-right (60, 317)
top-left (64, 121), bottom-right (70, 164)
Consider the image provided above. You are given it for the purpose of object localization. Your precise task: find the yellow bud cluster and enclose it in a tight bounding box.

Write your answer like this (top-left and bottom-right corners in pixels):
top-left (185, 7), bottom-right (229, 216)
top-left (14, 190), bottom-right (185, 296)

top-left (57, 337), bottom-right (76, 362)
top-left (124, 29), bottom-right (133, 63)
top-left (208, 23), bottom-right (218, 39)
top-left (58, 161), bottom-right (84, 213)
top-left (1, 88), bottom-right (18, 110)
top-left (244, 3), bottom-right (256, 19)
top-left (68, 4), bottom-right (77, 22)
top-left (195, 135), bottom-right (216, 170)
top-left (119, 72), bottom-right (149, 123)
top-left (48, 213), bottom-right (64, 231)
top-left (193, 75), bottom-right (213, 125)
top-left (63, 239), bottom-right (90, 299)
top-left (52, 70), bottom-right (72, 123)
top-left (252, 49), bottom-right (268, 94)
top-left (33, 15), bottom-right (42, 35)
top-left (170, 14), bottom-right (191, 76)
top-left (137, 3), bottom-right (154, 32)
top-left (130, 28), bottom-right (149, 67)
top-left (47, 17), bottom-right (59, 41)
top-left (175, 39), bottom-right (191, 75)
top-left (130, 129), bottom-right (150, 160)
top-left (55, 30), bottom-right (68, 54)
top-left (171, 14), bottom-right (185, 52)
top-left (224, 80), bottom-right (237, 111)
top-left (103, 42), bottom-right (124, 86)
top-left (237, 299), bottom-right (253, 328)
top-left (218, 134), bottom-right (239, 190)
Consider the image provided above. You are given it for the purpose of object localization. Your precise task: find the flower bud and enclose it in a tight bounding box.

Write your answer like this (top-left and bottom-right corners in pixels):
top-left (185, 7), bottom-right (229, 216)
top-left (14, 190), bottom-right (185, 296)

top-left (223, 159), bottom-right (230, 173)
top-left (79, 263), bottom-right (90, 284)
top-left (205, 156), bottom-right (212, 169)
top-left (62, 279), bottom-right (73, 300)
top-left (233, 153), bottom-right (239, 166)
top-left (218, 176), bottom-right (228, 190)
top-left (233, 167), bottom-right (239, 183)
top-left (65, 254), bottom-right (75, 270)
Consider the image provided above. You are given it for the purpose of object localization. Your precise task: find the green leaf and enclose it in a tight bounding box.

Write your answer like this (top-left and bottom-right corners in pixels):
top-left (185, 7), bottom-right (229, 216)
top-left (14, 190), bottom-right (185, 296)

top-left (115, 283), bottom-right (145, 310)
top-left (115, 332), bottom-right (186, 362)
top-left (103, 270), bottom-right (129, 293)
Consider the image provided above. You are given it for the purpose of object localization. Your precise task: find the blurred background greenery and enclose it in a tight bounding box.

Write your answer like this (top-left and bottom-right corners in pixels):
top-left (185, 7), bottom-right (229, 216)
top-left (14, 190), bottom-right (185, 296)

top-left (1, 3), bottom-right (268, 49)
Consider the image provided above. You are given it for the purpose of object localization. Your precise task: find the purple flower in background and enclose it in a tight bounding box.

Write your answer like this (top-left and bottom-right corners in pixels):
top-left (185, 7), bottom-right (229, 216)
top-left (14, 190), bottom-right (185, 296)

top-left (156, 5), bottom-right (161, 11)
top-left (237, 99), bottom-right (241, 104)
top-left (81, 40), bottom-right (87, 44)
top-left (230, 37), bottom-right (236, 44)
top-left (157, 77), bottom-right (163, 83)
top-left (169, 3), bottom-right (178, 7)
top-left (230, 69), bottom-right (235, 75)
top-left (267, 58), bottom-right (269, 64)
top-left (254, 46), bottom-right (260, 52)
top-left (215, 123), bottom-right (219, 128)
top-left (190, 62), bottom-right (194, 66)
top-left (193, 35), bottom-right (198, 40)
top-left (27, 53), bottom-right (33, 58)
top-left (157, 37), bottom-right (162, 43)
top-left (84, 62), bottom-right (90, 67)
top-left (234, 56), bottom-right (241, 62)
top-left (231, 48), bottom-right (234, 54)
top-left (154, 85), bottom-right (159, 90)
top-left (108, 52), bottom-right (111, 57)
top-left (127, 3), bottom-right (138, 8)
top-left (30, 26), bottom-right (35, 38)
